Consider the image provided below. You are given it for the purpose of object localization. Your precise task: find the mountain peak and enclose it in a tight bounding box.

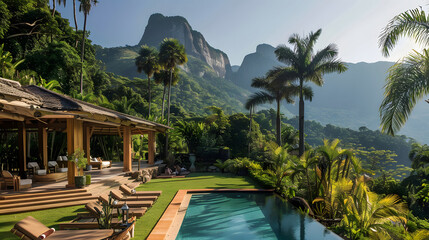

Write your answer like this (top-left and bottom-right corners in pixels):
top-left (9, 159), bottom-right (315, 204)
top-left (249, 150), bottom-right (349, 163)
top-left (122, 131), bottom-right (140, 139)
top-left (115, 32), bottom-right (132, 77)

top-left (139, 13), bottom-right (232, 78)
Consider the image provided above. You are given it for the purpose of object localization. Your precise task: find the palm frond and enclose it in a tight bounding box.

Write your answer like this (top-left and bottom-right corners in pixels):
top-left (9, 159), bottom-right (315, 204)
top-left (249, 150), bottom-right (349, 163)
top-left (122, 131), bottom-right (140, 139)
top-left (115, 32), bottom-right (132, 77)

top-left (380, 49), bottom-right (429, 135)
top-left (250, 77), bottom-right (270, 89)
top-left (379, 8), bottom-right (429, 57)
top-left (275, 45), bottom-right (298, 65)
top-left (245, 91), bottom-right (275, 109)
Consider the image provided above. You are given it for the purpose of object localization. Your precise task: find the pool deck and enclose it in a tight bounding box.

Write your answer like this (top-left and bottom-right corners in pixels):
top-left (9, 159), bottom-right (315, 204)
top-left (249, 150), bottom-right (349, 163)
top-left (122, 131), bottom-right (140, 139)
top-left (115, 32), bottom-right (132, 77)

top-left (147, 189), bottom-right (274, 240)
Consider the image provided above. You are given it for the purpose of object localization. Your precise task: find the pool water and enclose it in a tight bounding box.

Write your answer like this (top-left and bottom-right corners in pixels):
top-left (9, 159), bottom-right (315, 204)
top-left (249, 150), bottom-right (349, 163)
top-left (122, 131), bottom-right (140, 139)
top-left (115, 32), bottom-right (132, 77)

top-left (176, 192), bottom-right (342, 240)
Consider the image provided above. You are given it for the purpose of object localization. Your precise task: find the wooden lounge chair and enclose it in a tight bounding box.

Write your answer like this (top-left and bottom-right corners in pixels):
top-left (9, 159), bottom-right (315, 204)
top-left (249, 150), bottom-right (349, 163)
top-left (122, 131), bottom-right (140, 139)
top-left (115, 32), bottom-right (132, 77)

top-left (110, 189), bottom-right (158, 202)
top-left (86, 201), bottom-right (146, 218)
top-left (120, 184), bottom-right (162, 197)
top-left (1, 170), bottom-right (32, 191)
top-left (89, 157), bottom-right (112, 170)
top-left (11, 216), bottom-right (113, 240)
top-left (99, 194), bottom-right (153, 208)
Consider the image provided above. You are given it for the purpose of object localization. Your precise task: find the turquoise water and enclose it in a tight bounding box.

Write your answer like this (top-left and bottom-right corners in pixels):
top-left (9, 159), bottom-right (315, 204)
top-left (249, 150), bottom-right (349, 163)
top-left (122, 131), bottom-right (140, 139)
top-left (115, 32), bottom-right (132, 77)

top-left (176, 192), bottom-right (342, 240)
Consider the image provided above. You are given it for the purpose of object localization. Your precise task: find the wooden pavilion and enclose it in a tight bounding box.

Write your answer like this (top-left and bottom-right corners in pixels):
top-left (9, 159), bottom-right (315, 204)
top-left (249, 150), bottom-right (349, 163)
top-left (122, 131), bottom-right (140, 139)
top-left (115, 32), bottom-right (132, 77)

top-left (0, 78), bottom-right (169, 187)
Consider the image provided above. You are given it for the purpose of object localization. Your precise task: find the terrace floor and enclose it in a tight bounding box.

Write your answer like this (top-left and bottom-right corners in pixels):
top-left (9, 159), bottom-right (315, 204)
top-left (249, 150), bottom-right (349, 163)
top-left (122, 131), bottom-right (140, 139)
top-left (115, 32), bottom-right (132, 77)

top-left (0, 162), bottom-right (151, 195)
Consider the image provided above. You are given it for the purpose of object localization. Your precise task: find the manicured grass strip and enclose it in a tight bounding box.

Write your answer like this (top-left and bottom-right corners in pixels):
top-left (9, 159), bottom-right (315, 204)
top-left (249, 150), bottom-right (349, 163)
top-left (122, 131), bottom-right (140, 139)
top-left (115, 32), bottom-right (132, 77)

top-left (134, 173), bottom-right (260, 239)
top-left (0, 205), bottom-right (86, 240)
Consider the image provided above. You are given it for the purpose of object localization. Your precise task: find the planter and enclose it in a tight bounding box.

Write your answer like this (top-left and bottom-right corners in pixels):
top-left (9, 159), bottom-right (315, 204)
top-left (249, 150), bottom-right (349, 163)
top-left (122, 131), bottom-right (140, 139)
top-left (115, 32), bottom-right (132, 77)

top-left (85, 174), bottom-right (91, 185)
top-left (74, 176), bottom-right (85, 188)
top-left (189, 154), bottom-right (196, 172)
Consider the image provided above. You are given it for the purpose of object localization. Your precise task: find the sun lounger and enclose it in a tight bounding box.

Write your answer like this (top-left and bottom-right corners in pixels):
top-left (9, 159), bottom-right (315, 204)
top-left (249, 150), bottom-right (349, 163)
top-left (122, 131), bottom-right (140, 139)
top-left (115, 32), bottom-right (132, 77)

top-left (99, 194), bottom-right (153, 208)
top-left (110, 189), bottom-right (158, 202)
top-left (85, 201), bottom-right (146, 218)
top-left (120, 184), bottom-right (162, 197)
top-left (11, 216), bottom-right (114, 240)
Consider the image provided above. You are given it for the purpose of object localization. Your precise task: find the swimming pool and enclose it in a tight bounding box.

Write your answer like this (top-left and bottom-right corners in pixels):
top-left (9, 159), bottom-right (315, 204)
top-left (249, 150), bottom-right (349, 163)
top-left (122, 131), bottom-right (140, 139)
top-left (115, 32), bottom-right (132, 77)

top-left (176, 192), bottom-right (342, 240)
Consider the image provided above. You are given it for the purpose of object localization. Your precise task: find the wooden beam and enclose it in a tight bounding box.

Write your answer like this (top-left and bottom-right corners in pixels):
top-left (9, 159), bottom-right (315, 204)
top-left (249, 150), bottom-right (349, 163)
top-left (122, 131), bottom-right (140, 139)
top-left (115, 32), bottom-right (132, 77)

top-left (0, 111), bottom-right (25, 121)
top-left (117, 127), bottom-right (122, 138)
top-left (148, 131), bottom-right (156, 165)
top-left (17, 122), bottom-right (26, 176)
top-left (38, 125), bottom-right (48, 170)
top-left (85, 126), bottom-right (91, 164)
top-left (123, 126), bottom-right (132, 172)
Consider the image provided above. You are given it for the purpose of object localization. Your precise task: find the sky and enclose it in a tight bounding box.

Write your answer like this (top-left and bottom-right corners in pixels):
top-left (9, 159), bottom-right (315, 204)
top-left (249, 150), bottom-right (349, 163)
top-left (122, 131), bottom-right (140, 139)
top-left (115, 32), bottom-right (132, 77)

top-left (57, 0), bottom-right (426, 66)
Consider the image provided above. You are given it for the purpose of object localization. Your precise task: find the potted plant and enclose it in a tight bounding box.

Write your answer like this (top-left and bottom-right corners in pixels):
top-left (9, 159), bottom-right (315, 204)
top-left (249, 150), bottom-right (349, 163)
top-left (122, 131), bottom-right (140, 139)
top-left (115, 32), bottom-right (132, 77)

top-left (86, 174), bottom-right (91, 185)
top-left (70, 148), bottom-right (87, 188)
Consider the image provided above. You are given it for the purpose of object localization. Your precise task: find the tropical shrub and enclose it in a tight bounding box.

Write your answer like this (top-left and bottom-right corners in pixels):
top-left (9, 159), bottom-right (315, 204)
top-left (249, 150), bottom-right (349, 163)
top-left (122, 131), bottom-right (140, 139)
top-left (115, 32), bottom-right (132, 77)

top-left (175, 120), bottom-right (206, 153)
top-left (341, 176), bottom-right (408, 239)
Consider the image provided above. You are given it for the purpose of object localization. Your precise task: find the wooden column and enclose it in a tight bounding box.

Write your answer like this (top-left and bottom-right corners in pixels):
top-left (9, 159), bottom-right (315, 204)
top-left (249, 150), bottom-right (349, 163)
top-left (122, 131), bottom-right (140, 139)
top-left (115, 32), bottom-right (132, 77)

top-left (148, 131), bottom-right (156, 165)
top-left (38, 125), bottom-right (48, 170)
top-left (17, 122), bottom-right (27, 177)
top-left (84, 126), bottom-right (91, 165)
top-left (123, 126), bottom-right (132, 172)
top-left (66, 119), bottom-right (84, 187)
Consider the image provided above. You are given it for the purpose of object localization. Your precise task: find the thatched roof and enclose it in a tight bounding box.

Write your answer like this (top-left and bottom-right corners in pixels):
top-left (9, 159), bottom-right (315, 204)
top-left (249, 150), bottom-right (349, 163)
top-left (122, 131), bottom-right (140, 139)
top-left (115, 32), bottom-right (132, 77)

top-left (0, 78), bottom-right (169, 132)
top-left (0, 78), bottom-right (41, 105)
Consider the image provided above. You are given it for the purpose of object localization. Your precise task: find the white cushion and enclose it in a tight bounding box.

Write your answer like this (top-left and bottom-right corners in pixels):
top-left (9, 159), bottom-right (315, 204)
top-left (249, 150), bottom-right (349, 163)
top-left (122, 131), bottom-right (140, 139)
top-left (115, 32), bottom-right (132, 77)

top-left (91, 157), bottom-right (99, 162)
top-left (58, 168), bottom-right (68, 173)
top-left (61, 156), bottom-right (68, 161)
top-left (20, 179), bottom-right (32, 185)
top-left (101, 161), bottom-right (110, 167)
top-left (27, 162), bottom-right (40, 170)
top-left (36, 170), bottom-right (47, 175)
top-left (48, 161), bottom-right (58, 167)
top-left (56, 156), bottom-right (62, 161)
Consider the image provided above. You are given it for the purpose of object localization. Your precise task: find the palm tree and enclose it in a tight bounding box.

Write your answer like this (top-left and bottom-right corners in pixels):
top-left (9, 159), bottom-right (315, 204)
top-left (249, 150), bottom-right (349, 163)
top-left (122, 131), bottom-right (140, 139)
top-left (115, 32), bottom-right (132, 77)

top-left (275, 29), bottom-right (347, 156)
top-left (264, 146), bottom-right (297, 192)
top-left (135, 45), bottom-right (161, 117)
top-left (379, 8), bottom-right (429, 135)
top-left (245, 68), bottom-right (312, 145)
top-left (409, 142), bottom-right (429, 169)
top-left (158, 38), bottom-right (187, 126)
top-left (154, 68), bottom-right (179, 119)
top-left (316, 139), bottom-right (350, 199)
top-left (78, 0), bottom-right (98, 95)
top-left (290, 149), bottom-right (318, 201)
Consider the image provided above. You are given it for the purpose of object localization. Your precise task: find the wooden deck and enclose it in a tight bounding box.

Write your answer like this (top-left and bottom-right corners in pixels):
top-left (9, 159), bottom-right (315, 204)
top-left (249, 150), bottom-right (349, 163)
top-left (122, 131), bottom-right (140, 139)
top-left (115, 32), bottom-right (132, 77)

top-left (0, 162), bottom-right (159, 215)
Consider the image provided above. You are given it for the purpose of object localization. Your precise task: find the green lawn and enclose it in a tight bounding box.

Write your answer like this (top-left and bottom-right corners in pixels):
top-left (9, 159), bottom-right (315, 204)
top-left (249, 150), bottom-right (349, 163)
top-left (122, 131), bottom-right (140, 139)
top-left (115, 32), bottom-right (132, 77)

top-left (0, 206), bottom-right (86, 240)
top-left (0, 173), bottom-right (260, 239)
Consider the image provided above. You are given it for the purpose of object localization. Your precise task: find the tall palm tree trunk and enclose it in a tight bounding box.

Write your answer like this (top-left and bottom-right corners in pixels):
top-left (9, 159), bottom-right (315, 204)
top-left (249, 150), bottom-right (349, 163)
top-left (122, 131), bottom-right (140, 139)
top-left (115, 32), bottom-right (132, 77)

top-left (52, 0), bottom-right (56, 17)
top-left (79, 13), bottom-right (87, 95)
top-left (73, 0), bottom-right (79, 47)
top-left (276, 98), bottom-right (281, 146)
top-left (299, 78), bottom-right (305, 156)
top-left (248, 106), bottom-right (253, 156)
top-left (147, 76), bottom-right (151, 117)
top-left (165, 70), bottom-right (173, 158)
top-left (161, 85), bottom-right (166, 119)
top-left (167, 70), bottom-right (173, 125)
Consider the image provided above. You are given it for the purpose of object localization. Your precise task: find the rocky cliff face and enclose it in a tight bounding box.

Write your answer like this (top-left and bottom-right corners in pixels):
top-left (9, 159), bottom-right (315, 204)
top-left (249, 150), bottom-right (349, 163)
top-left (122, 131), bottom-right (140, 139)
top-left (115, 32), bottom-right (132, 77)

top-left (139, 13), bottom-right (232, 78)
top-left (233, 44), bottom-right (283, 90)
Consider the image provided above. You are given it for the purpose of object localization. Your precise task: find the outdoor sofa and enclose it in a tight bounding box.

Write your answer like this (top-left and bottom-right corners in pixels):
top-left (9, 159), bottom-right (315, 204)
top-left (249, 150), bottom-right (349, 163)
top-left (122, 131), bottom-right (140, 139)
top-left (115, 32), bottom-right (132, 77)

top-left (89, 157), bottom-right (112, 169)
